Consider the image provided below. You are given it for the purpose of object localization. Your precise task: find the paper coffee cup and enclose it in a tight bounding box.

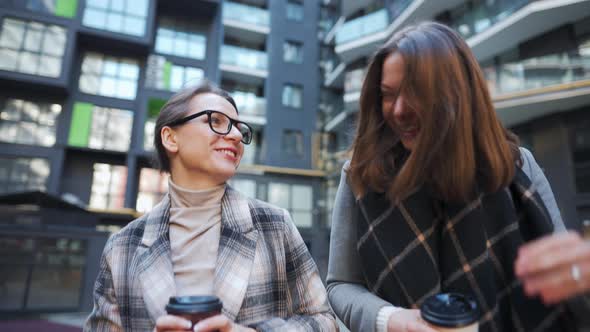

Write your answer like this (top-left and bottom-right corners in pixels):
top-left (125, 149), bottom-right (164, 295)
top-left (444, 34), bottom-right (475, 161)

top-left (166, 295), bottom-right (223, 328)
top-left (420, 293), bottom-right (479, 332)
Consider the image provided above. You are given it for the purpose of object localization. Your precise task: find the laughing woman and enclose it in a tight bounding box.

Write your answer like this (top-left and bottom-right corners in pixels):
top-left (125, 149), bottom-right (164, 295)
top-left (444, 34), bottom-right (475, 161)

top-left (85, 81), bottom-right (337, 332)
top-left (327, 22), bottom-right (583, 332)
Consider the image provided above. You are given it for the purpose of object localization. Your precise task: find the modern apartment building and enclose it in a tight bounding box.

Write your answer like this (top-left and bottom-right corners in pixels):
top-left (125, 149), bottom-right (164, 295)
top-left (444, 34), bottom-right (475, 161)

top-left (0, 0), bottom-right (330, 313)
top-left (319, 0), bottom-right (590, 231)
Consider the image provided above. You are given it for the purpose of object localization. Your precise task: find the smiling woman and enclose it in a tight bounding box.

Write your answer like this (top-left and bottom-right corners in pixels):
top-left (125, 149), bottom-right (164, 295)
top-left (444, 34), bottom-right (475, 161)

top-left (327, 22), bottom-right (583, 332)
top-left (85, 81), bottom-right (337, 332)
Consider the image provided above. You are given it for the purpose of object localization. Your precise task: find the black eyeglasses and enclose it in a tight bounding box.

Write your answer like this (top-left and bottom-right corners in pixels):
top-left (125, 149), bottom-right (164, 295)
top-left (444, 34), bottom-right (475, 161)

top-left (166, 110), bottom-right (253, 145)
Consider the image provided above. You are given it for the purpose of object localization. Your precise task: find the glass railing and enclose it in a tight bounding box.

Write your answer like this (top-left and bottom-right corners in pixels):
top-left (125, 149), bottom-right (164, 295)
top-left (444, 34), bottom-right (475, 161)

top-left (344, 68), bottom-right (365, 95)
top-left (220, 45), bottom-right (268, 71)
top-left (485, 51), bottom-right (590, 96)
top-left (320, 89), bottom-right (343, 114)
top-left (388, 0), bottom-right (415, 19)
top-left (223, 1), bottom-right (269, 28)
top-left (321, 51), bottom-right (342, 81)
top-left (335, 8), bottom-right (389, 45)
top-left (231, 91), bottom-right (266, 117)
top-left (452, 0), bottom-right (531, 39)
top-left (318, 5), bottom-right (339, 40)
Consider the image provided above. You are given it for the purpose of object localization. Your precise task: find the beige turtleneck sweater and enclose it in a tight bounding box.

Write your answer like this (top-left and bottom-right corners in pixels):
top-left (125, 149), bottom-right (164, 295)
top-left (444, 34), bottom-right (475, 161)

top-left (168, 179), bottom-right (225, 296)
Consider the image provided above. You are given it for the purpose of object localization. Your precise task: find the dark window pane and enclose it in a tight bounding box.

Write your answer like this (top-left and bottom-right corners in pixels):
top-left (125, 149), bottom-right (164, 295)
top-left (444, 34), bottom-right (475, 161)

top-left (282, 129), bottom-right (304, 157)
top-left (282, 84), bottom-right (303, 108)
top-left (284, 40), bottom-right (303, 64)
top-left (286, 1), bottom-right (303, 22)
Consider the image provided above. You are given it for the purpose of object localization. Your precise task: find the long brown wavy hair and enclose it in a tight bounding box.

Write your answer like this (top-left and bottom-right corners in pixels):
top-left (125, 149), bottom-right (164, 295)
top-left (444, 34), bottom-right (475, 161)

top-left (348, 22), bottom-right (520, 204)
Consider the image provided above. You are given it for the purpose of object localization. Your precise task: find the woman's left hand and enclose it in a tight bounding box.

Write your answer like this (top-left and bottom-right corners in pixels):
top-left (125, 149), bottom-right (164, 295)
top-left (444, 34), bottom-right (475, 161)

top-left (515, 231), bottom-right (590, 304)
top-left (193, 314), bottom-right (255, 332)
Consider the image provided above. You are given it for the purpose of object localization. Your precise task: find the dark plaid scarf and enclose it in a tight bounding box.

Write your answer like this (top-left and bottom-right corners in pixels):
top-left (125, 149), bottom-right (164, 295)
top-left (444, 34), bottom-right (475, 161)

top-left (356, 168), bottom-right (574, 332)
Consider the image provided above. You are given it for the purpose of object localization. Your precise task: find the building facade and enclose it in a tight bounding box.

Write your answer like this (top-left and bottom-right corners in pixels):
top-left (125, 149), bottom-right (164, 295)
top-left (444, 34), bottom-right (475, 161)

top-left (0, 0), bottom-right (331, 313)
top-left (319, 0), bottom-right (590, 231)
top-left (2, 0), bottom-right (589, 316)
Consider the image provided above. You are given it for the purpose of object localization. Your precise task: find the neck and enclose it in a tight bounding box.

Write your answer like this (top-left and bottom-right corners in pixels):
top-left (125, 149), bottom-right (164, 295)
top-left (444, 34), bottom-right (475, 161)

top-left (170, 168), bottom-right (226, 190)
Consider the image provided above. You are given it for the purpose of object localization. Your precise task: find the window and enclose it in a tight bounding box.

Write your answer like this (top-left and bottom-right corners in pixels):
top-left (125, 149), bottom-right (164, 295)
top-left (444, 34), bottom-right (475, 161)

top-left (89, 163), bottom-right (127, 209)
top-left (82, 0), bottom-right (148, 36)
top-left (155, 17), bottom-right (207, 60)
top-left (286, 1), bottom-right (304, 22)
top-left (68, 102), bottom-right (132, 152)
top-left (27, 237), bottom-right (86, 309)
top-left (282, 129), bottom-right (304, 157)
top-left (240, 130), bottom-right (262, 165)
top-left (145, 55), bottom-right (204, 92)
top-left (0, 157), bottom-right (50, 194)
top-left (26, 0), bottom-right (79, 18)
top-left (0, 236), bottom-right (86, 311)
top-left (0, 236), bottom-right (34, 310)
top-left (229, 179), bottom-right (257, 198)
top-left (268, 183), bottom-right (313, 227)
top-left (144, 98), bottom-right (166, 151)
top-left (284, 40), bottom-right (303, 64)
top-left (79, 52), bottom-right (139, 100)
top-left (0, 18), bottom-right (66, 78)
top-left (282, 84), bottom-right (303, 108)
top-left (0, 98), bottom-right (62, 147)
top-left (136, 168), bottom-right (168, 213)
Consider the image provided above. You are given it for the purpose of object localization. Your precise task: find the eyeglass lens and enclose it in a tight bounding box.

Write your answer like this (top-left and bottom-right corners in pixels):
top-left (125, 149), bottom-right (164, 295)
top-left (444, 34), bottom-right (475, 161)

top-left (209, 112), bottom-right (252, 144)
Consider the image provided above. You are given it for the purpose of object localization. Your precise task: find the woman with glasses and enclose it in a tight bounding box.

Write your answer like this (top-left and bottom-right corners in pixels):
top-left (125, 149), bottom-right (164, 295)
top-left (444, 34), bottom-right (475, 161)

top-left (85, 81), bottom-right (337, 332)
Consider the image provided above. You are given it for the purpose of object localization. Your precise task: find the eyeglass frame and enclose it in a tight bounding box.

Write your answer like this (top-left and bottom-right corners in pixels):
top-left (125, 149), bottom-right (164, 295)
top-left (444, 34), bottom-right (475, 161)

top-left (165, 110), bottom-right (253, 145)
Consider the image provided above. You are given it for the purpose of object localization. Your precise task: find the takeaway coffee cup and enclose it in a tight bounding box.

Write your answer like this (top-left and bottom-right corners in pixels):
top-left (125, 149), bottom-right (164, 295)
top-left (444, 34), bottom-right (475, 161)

top-left (166, 295), bottom-right (223, 328)
top-left (420, 293), bottom-right (479, 332)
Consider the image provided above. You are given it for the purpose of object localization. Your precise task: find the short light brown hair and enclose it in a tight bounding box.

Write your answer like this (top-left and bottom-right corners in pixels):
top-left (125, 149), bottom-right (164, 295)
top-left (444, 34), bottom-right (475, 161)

top-left (348, 22), bottom-right (520, 203)
top-left (153, 80), bottom-right (238, 172)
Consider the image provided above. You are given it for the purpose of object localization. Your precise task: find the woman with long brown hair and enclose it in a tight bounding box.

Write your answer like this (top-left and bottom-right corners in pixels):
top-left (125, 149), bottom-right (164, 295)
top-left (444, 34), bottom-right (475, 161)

top-left (327, 22), bottom-right (585, 332)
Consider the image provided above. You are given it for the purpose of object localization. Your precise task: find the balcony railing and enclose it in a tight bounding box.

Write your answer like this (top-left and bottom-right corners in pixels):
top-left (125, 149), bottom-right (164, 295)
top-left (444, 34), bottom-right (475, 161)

top-left (335, 8), bottom-right (389, 45)
top-left (485, 51), bottom-right (590, 96)
top-left (452, 0), bottom-right (531, 39)
top-left (231, 91), bottom-right (266, 117)
top-left (344, 68), bottom-right (365, 95)
top-left (220, 45), bottom-right (268, 71)
top-left (223, 1), bottom-right (269, 28)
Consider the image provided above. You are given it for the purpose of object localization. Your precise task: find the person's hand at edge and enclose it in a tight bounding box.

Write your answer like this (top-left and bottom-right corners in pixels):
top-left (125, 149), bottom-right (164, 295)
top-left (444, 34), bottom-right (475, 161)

top-left (515, 231), bottom-right (590, 304)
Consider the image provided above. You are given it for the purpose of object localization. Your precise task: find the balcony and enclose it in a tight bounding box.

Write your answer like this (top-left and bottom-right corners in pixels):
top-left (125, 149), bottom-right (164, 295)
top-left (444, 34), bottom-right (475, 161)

top-left (343, 68), bottom-right (365, 105)
top-left (222, 2), bottom-right (269, 44)
top-left (220, 45), bottom-right (268, 84)
top-left (489, 50), bottom-right (590, 127)
top-left (335, 8), bottom-right (389, 45)
top-left (319, 89), bottom-right (345, 128)
top-left (341, 0), bottom-right (377, 18)
top-left (231, 90), bottom-right (267, 126)
top-left (466, 0), bottom-right (590, 61)
top-left (335, 0), bottom-right (464, 64)
top-left (321, 50), bottom-right (345, 87)
top-left (452, 0), bottom-right (530, 40)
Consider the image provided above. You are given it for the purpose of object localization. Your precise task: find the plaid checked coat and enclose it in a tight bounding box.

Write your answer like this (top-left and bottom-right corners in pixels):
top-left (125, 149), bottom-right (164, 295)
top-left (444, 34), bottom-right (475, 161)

top-left (85, 187), bottom-right (337, 332)
top-left (356, 168), bottom-right (571, 331)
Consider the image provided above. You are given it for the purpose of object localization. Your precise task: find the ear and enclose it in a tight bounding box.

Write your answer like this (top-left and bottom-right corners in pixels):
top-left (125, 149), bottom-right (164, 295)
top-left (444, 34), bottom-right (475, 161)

top-left (161, 126), bottom-right (179, 154)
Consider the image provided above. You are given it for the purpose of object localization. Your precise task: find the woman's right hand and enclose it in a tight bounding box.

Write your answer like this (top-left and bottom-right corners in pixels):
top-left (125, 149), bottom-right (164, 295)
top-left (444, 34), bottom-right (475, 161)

top-left (154, 314), bottom-right (193, 332)
top-left (387, 309), bottom-right (438, 332)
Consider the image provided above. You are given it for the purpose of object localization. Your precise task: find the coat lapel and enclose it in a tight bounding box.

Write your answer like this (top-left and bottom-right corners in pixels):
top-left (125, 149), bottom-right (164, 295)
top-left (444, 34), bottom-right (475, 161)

top-left (214, 187), bottom-right (258, 320)
top-left (137, 195), bottom-right (176, 322)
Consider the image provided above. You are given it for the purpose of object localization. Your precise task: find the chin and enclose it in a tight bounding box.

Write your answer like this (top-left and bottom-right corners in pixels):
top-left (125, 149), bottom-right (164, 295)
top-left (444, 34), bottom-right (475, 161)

top-left (401, 141), bottom-right (415, 151)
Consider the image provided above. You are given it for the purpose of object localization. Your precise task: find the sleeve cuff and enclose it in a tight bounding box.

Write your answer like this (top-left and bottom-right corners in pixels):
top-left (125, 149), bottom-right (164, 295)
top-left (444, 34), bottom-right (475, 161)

top-left (376, 305), bottom-right (402, 332)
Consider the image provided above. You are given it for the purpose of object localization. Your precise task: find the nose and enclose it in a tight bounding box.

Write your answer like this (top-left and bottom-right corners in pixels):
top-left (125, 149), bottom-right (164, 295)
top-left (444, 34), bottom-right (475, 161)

top-left (392, 95), bottom-right (412, 123)
top-left (225, 123), bottom-right (243, 143)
